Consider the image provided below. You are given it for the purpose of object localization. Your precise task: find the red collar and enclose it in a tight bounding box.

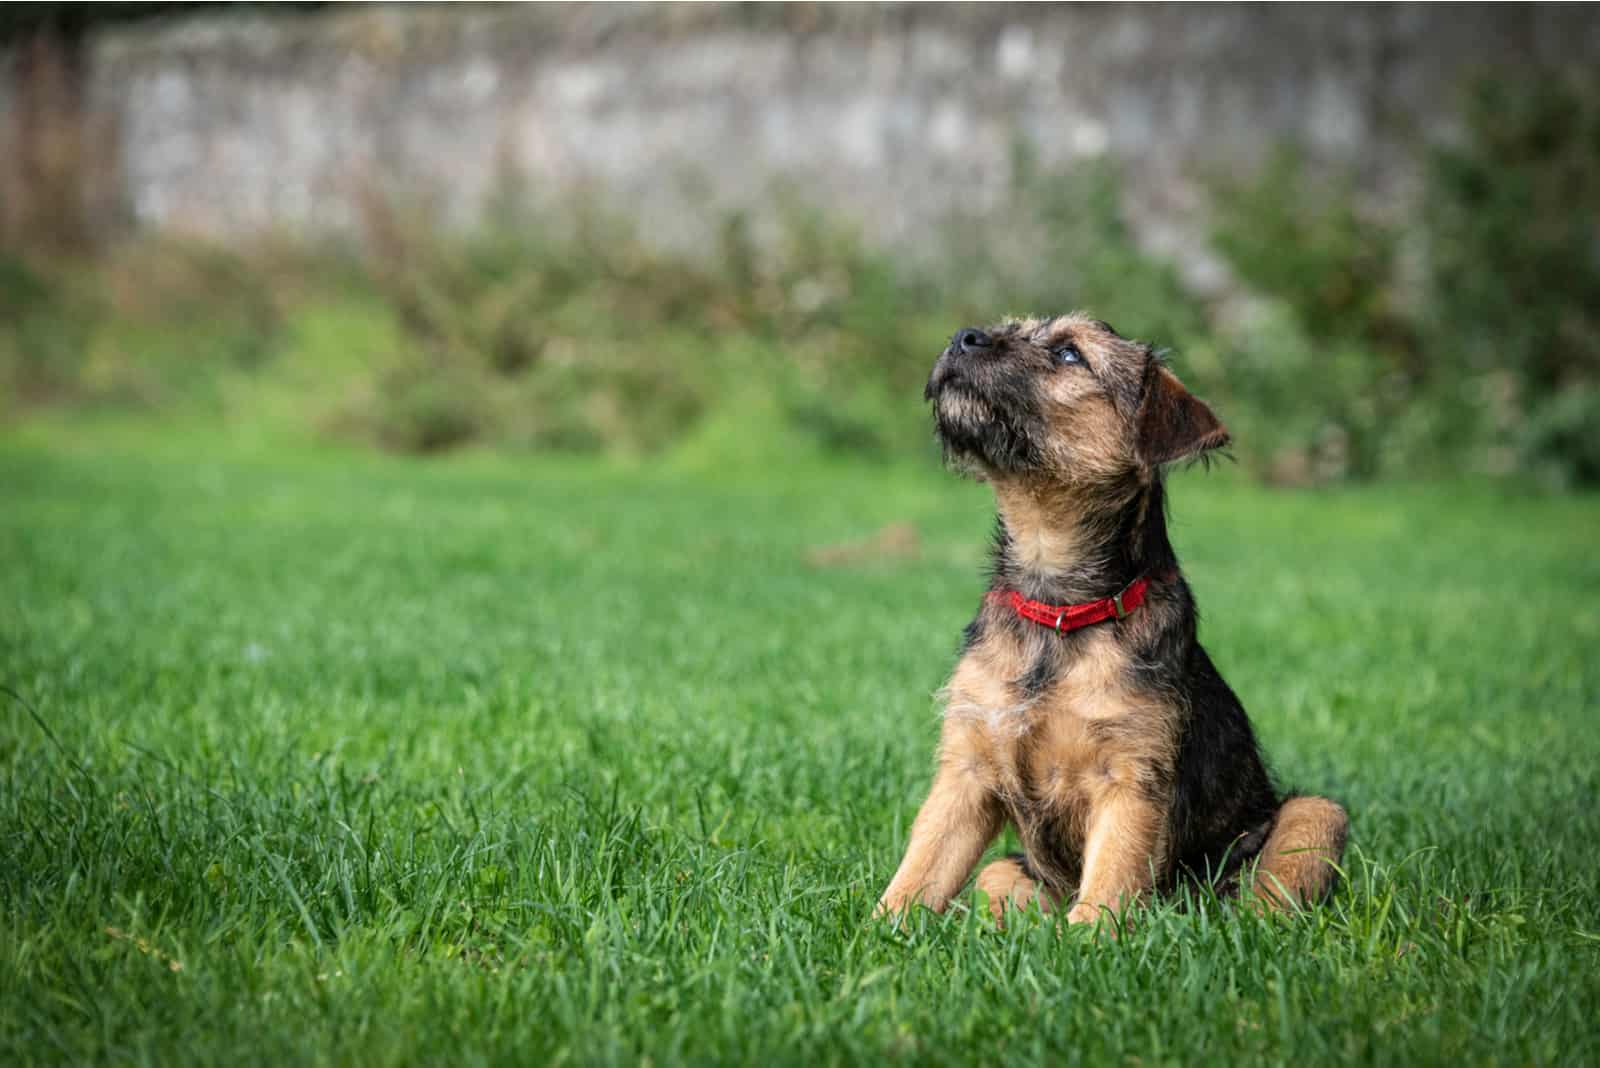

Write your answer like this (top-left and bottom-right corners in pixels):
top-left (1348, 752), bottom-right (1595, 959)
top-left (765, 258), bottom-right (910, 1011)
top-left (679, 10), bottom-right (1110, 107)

top-left (987, 572), bottom-right (1168, 634)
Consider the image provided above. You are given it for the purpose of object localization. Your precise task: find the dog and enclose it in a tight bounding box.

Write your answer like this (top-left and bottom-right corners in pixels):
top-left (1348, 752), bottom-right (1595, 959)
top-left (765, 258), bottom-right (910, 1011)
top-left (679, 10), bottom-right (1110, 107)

top-left (876, 314), bottom-right (1348, 927)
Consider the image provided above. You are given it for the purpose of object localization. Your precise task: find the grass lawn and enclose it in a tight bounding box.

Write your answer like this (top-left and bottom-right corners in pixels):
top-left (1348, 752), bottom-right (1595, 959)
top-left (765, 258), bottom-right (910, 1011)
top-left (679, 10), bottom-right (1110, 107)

top-left (3, 427), bottom-right (1598, 1065)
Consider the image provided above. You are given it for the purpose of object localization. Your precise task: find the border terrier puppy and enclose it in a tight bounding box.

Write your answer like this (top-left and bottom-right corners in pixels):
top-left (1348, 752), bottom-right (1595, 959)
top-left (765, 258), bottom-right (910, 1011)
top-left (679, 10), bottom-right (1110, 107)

top-left (877, 314), bottom-right (1347, 927)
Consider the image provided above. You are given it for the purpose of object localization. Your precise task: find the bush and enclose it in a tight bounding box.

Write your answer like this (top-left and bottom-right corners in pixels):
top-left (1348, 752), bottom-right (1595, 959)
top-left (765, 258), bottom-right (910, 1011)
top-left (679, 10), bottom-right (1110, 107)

top-left (1208, 71), bottom-right (1600, 485)
top-left (0, 154), bottom-right (1221, 464)
top-left (1420, 73), bottom-right (1600, 487)
top-left (1210, 151), bottom-right (1417, 480)
top-left (7, 72), bottom-right (1596, 489)
top-left (0, 254), bottom-right (101, 411)
top-left (345, 186), bottom-right (943, 457)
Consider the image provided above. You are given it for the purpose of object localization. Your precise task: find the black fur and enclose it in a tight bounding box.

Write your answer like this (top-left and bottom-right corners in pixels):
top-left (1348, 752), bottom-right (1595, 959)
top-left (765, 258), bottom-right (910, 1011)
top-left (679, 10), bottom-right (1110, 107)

top-left (1017, 651), bottom-right (1057, 700)
top-left (1164, 644), bottom-right (1280, 892)
top-left (925, 331), bottom-right (1050, 474)
top-left (958, 616), bottom-right (985, 655)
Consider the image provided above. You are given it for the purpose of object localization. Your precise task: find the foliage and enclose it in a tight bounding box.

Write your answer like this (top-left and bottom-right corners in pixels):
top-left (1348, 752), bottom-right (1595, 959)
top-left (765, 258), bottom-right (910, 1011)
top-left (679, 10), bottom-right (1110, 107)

top-left (340, 187), bottom-right (960, 457)
top-left (3, 436), bottom-right (1599, 1065)
top-left (1213, 149), bottom-right (1402, 351)
top-left (5, 71), bottom-right (1599, 486)
top-left (3, 166), bottom-right (1182, 464)
top-left (1420, 73), bottom-right (1600, 487)
top-left (1209, 72), bottom-right (1600, 485)
top-left (0, 254), bottom-right (100, 406)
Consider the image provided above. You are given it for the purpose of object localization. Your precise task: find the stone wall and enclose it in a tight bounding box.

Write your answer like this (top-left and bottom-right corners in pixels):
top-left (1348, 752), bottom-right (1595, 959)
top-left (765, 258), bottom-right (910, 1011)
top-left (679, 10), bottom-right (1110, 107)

top-left (48, 4), bottom-right (1600, 279)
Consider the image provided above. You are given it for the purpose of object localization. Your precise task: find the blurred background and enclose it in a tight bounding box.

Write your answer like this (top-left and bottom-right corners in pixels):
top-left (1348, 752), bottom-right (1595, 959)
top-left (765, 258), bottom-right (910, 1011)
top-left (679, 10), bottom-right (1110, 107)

top-left (3, 2), bottom-right (1598, 487)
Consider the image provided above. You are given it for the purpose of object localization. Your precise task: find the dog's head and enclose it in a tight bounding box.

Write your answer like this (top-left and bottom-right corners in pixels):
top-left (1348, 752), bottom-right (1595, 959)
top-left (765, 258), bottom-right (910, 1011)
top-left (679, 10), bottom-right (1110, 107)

top-left (924, 314), bottom-right (1229, 486)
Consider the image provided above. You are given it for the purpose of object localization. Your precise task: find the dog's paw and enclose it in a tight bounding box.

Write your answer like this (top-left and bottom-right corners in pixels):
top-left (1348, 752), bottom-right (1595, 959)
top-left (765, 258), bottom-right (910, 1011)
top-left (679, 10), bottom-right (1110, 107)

top-left (1065, 901), bottom-right (1130, 937)
top-left (1065, 901), bottom-right (1102, 926)
top-left (872, 895), bottom-right (907, 921)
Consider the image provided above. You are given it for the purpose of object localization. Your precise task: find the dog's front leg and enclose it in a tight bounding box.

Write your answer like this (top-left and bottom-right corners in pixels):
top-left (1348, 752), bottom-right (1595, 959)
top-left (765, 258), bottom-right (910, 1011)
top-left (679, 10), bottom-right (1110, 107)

top-left (1066, 789), bottom-right (1166, 928)
top-left (876, 761), bottom-right (1002, 918)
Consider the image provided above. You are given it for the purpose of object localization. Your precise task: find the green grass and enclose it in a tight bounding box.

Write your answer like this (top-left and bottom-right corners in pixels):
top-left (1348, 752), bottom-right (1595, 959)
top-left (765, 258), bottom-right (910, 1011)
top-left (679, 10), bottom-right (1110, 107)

top-left (3, 428), bottom-right (1599, 1066)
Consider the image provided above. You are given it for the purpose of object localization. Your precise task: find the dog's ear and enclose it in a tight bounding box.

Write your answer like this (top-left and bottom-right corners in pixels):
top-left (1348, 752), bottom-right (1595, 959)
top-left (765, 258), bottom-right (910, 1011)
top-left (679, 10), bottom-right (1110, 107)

top-left (1136, 366), bottom-right (1229, 466)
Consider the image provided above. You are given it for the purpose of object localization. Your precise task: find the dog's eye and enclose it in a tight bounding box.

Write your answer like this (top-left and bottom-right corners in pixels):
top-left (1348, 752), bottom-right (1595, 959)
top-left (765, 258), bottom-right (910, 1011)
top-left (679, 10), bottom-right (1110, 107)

top-left (1053, 344), bottom-right (1083, 366)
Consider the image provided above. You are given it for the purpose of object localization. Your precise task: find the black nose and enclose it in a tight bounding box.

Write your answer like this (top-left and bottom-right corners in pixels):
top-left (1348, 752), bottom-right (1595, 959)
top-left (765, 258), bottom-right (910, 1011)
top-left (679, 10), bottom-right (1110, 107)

top-left (955, 328), bottom-right (993, 355)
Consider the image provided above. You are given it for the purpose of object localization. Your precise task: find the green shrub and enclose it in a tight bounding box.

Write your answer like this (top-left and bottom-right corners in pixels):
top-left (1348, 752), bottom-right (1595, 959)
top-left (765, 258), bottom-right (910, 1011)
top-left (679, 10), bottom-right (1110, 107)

top-left (1212, 148), bottom-right (1406, 354)
top-left (1209, 71), bottom-right (1600, 485)
top-left (8, 73), bottom-right (1596, 489)
top-left (344, 186), bottom-right (938, 457)
top-left (0, 254), bottom-right (101, 411)
top-left (937, 150), bottom-right (1212, 353)
top-left (1209, 151), bottom-right (1418, 479)
top-left (1420, 72), bottom-right (1600, 486)
top-left (1522, 384), bottom-right (1600, 487)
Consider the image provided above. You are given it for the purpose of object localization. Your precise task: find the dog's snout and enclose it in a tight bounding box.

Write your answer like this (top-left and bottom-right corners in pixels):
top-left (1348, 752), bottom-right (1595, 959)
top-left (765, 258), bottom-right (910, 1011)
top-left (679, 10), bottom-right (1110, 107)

top-left (955, 328), bottom-right (993, 355)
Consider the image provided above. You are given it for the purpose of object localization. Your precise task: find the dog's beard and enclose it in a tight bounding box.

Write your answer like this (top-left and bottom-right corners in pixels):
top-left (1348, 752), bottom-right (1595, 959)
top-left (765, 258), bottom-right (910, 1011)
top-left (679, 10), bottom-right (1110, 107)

top-left (932, 387), bottom-right (992, 471)
top-left (932, 385), bottom-right (1042, 475)
top-left (934, 385), bottom-right (993, 432)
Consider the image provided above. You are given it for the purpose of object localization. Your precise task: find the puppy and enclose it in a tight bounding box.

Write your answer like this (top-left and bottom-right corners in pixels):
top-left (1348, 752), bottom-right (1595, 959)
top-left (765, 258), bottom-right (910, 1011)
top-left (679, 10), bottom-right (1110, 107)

top-left (877, 315), bottom-right (1347, 926)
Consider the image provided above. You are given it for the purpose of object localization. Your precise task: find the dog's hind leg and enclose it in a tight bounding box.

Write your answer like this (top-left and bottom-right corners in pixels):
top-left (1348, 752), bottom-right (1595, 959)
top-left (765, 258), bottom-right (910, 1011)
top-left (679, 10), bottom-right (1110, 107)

top-left (974, 854), bottom-right (1063, 924)
top-left (1249, 796), bottom-right (1348, 910)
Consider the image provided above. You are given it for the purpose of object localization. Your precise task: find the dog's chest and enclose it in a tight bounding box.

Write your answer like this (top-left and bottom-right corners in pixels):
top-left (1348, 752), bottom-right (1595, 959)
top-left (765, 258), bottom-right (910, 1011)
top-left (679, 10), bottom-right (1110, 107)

top-left (1002, 682), bottom-right (1131, 832)
top-left (946, 631), bottom-right (1156, 823)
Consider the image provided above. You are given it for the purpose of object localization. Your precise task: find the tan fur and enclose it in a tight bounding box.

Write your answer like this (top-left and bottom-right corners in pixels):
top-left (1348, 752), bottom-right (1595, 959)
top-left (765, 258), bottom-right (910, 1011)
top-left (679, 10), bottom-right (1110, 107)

top-left (1249, 796), bottom-right (1349, 910)
top-left (874, 726), bottom-right (1005, 916)
top-left (1032, 323), bottom-right (1139, 487)
top-left (1066, 789), bottom-right (1165, 927)
top-left (991, 480), bottom-right (1088, 577)
top-left (974, 857), bottom-right (1060, 923)
top-left (940, 630), bottom-right (1038, 735)
top-left (1039, 390), bottom-right (1133, 486)
top-left (879, 620), bottom-right (1180, 926)
top-left (937, 390), bottom-right (994, 428)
